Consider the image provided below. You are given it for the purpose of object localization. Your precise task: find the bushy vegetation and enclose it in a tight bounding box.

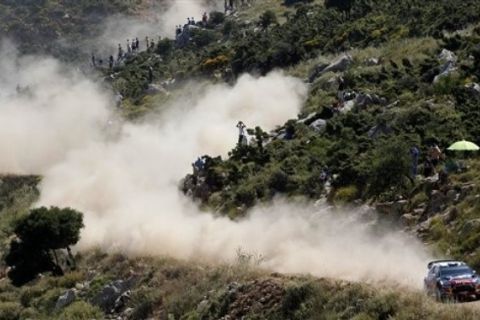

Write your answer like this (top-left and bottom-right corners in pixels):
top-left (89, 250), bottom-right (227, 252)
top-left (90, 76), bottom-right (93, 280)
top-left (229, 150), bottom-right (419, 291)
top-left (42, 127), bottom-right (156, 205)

top-left (0, 174), bottom-right (479, 319)
top-left (5, 206), bottom-right (84, 286)
top-left (0, 0), bottom-right (149, 59)
top-left (177, 6), bottom-right (480, 214)
top-left (105, 0), bottom-right (480, 102)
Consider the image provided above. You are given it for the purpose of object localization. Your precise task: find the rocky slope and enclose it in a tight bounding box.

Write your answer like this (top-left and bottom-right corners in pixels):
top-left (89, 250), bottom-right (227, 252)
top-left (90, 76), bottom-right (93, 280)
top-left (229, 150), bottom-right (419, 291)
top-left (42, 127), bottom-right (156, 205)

top-left (1, 0), bottom-right (480, 319)
top-left (1, 176), bottom-right (480, 319)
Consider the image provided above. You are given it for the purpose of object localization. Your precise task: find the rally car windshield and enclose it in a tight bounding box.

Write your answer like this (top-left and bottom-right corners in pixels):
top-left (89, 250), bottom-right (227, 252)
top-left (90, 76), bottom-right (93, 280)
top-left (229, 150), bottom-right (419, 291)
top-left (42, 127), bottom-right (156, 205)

top-left (440, 267), bottom-right (474, 277)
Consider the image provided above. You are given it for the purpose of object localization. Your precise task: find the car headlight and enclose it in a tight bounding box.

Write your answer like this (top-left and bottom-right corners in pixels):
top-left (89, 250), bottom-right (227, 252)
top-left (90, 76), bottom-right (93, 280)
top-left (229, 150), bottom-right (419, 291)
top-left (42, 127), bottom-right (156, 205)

top-left (440, 281), bottom-right (451, 288)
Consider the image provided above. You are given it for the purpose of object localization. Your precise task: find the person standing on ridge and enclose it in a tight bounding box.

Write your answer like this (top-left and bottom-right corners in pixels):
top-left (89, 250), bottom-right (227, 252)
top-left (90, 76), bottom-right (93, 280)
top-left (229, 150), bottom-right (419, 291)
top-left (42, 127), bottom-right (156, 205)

top-left (237, 121), bottom-right (247, 145)
top-left (109, 55), bottom-right (114, 69)
top-left (117, 44), bottom-right (123, 61)
top-left (127, 39), bottom-right (132, 54)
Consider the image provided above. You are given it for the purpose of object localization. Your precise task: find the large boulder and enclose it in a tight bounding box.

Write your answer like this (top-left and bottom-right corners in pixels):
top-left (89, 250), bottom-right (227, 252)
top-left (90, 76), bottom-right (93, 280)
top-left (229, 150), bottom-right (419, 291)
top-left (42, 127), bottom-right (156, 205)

top-left (465, 83), bottom-right (480, 95)
top-left (433, 49), bottom-right (458, 83)
top-left (309, 54), bottom-right (353, 82)
top-left (433, 61), bottom-right (456, 83)
top-left (309, 119), bottom-right (327, 132)
top-left (113, 290), bottom-right (132, 313)
top-left (340, 100), bottom-right (355, 113)
top-left (297, 112), bottom-right (318, 125)
top-left (439, 49), bottom-right (457, 64)
top-left (322, 54), bottom-right (353, 74)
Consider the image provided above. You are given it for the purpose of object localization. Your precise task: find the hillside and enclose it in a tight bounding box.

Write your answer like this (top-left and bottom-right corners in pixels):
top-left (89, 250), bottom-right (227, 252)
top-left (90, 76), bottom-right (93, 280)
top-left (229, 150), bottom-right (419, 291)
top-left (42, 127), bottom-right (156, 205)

top-left (1, 0), bottom-right (480, 319)
top-left (0, 177), bottom-right (479, 319)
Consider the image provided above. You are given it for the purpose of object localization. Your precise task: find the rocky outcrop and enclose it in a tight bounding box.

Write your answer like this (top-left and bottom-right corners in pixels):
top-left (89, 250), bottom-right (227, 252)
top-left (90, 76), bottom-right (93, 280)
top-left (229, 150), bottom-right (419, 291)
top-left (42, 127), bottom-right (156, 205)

top-left (197, 279), bottom-right (285, 319)
top-left (309, 54), bottom-right (353, 82)
top-left (376, 200), bottom-right (408, 218)
top-left (92, 277), bottom-right (137, 312)
top-left (365, 57), bottom-right (380, 66)
top-left (433, 49), bottom-right (457, 83)
top-left (55, 289), bottom-right (77, 310)
top-left (465, 82), bottom-right (480, 95)
top-left (309, 119), bottom-right (327, 132)
top-left (425, 190), bottom-right (448, 215)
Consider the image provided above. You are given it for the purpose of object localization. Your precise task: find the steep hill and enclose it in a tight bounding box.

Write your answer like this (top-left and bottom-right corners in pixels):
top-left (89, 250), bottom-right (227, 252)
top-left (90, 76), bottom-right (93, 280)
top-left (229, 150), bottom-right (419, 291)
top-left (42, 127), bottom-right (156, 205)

top-left (1, 0), bottom-right (480, 319)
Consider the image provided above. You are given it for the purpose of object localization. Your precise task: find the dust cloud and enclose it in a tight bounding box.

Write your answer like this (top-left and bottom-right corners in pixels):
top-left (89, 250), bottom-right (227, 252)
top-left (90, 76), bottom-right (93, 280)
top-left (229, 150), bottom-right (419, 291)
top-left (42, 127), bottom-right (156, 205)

top-left (0, 43), bottom-right (431, 289)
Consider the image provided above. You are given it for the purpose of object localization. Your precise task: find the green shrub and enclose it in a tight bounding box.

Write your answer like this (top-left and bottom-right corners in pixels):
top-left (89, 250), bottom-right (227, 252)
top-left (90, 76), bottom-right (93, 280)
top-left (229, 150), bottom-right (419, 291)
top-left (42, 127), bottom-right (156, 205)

top-left (364, 293), bottom-right (398, 319)
top-left (32, 288), bottom-right (64, 315)
top-left (411, 192), bottom-right (429, 208)
top-left (223, 20), bottom-right (237, 36)
top-left (53, 271), bottom-right (85, 289)
top-left (428, 217), bottom-right (448, 241)
top-left (208, 11), bottom-right (225, 25)
top-left (58, 301), bottom-right (103, 320)
top-left (0, 302), bottom-right (21, 320)
top-left (333, 185), bottom-right (359, 203)
top-left (365, 137), bottom-right (412, 197)
top-left (19, 307), bottom-right (38, 319)
top-left (19, 286), bottom-right (44, 308)
top-left (234, 186), bottom-right (257, 207)
top-left (282, 284), bottom-right (312, 317)
top-left (268, 169), bottom-right (290, 193)
top-left (434, 74), bottom-right (462, 95)
top-left (129, 289), bottom-right (162, 320)
top-left (260, 10), bottom-right (277, 29)
top-left (156, 39), bottom-right (173, 57)
top-left (85, 275), bottom-right (112, 300)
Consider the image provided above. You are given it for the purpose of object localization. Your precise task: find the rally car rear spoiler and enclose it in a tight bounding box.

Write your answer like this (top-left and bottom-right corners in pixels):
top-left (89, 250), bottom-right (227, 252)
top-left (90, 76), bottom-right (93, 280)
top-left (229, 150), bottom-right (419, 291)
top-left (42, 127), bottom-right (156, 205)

top-left (427, 260), bottom-right (463, 269)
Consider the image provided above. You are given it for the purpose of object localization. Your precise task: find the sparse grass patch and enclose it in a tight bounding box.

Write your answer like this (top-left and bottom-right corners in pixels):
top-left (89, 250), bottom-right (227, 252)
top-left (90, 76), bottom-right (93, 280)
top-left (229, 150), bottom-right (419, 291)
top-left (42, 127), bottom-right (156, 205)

top-left (0, 301), bottom-right (21, 320)
top-left (57, 301), bottom-right (103, 320)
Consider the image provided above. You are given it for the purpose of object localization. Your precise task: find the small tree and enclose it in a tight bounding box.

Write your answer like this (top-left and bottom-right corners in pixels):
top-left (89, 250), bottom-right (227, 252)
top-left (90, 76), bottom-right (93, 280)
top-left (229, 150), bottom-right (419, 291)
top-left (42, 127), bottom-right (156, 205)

top-left (4, 206), bottom-right (84, 286)
top-left (209, 11), bottom-right (225, 25)
top-left (260, 10), bottom-right (277, 29)
top-left (365, 137), bottom-right (412, 198)
top-left (156, 38), bottom-right (173, 57)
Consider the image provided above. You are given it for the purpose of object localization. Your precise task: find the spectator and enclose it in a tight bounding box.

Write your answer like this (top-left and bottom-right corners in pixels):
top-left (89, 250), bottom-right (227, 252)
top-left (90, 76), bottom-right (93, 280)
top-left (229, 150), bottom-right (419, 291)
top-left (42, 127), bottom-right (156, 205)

top-left (236, 121), bottom-right (247, 145)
